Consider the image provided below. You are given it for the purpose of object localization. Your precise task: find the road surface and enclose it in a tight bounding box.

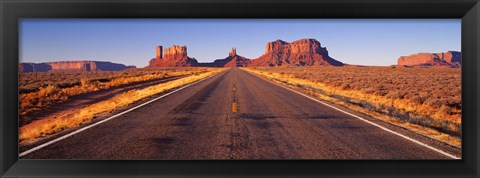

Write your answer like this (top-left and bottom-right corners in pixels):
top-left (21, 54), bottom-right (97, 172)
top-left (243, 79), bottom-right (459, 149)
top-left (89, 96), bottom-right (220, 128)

top-left (21, 68), bottom-right (460, 159)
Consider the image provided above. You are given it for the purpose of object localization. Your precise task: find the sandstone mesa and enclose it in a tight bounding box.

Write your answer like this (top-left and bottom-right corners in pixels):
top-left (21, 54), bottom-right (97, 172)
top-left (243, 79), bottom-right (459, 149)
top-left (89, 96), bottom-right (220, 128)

top-left (397, 51), bottom-right (461, 67)
top-left (249, 39), bottom-right (344, 67)
top-left (19, 61), bottom-right (136, 73)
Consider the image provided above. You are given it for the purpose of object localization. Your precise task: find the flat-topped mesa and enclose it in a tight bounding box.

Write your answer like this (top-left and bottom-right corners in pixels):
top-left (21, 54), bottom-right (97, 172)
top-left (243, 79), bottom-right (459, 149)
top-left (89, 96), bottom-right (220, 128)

top-left (250, 38), bottom-right (343, 67)
top-left (265, 39), bottom-right (328, 55)
top-left (19, 61), bottom-right (136, 72)
top-left (397, 51), bottom-right (461, 67)
top-left (147, 45), bottom-right (198, 68)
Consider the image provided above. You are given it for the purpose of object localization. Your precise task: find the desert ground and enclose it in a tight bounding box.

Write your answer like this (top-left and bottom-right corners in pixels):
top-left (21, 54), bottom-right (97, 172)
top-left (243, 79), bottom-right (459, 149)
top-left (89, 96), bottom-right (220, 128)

top-left (243, 66), bottom-right (461, 147)
top-left (19, 67), bottom-right (461, 159)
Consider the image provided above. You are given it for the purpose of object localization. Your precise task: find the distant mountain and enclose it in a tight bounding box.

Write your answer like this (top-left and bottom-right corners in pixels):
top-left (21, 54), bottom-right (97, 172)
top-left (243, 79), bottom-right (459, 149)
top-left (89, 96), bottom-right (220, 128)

top-left (19, 61), bottom-right (136, 72)
top-left (397, 51), bottom-right (461, 67)
top-left (249, 39), bottom-right (344, 67)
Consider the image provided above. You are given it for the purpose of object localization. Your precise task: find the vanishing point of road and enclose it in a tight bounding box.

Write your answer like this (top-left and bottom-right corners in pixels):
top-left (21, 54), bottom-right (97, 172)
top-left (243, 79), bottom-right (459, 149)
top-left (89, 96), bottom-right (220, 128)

top-left (21, 68), bottom-right (461, 159)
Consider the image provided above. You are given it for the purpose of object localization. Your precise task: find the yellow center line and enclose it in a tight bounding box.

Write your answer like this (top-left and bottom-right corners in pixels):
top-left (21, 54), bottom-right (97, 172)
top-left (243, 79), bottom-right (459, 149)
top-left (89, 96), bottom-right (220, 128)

top-left (232, 81), bottom-right (237, 113)
top-left (232, 102), bottom-right (237, 113)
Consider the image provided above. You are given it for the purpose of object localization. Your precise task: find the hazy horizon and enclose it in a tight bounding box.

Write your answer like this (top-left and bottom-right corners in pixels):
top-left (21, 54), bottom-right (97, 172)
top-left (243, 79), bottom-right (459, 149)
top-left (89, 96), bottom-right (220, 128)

top-left (20, 19), bottom-right (461, 67)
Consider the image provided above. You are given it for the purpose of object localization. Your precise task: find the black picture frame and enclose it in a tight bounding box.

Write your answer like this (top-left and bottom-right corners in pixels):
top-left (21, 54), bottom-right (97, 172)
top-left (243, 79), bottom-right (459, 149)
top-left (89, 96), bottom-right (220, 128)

top-left (1, 0), bottom-right (479, 177)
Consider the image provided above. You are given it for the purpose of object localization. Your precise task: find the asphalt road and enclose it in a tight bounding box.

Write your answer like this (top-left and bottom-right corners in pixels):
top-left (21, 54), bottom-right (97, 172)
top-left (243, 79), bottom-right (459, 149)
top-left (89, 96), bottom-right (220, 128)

top-left (21, 68), bottom-right (460, 159)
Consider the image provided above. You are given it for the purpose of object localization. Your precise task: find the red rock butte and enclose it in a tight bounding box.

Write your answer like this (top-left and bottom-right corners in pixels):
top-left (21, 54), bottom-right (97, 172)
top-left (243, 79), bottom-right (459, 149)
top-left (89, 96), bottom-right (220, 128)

top-left (397, 51), bottom-right (461, 67)
top-left (147, 45), bottom-right (199, 68)
top-left (229, 48), bottom-right (236, 57)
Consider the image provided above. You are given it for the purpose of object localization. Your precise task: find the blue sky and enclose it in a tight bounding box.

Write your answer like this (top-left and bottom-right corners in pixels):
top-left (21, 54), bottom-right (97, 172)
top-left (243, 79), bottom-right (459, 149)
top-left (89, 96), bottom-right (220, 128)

top-left (20, 19), bottom-right (460, 67)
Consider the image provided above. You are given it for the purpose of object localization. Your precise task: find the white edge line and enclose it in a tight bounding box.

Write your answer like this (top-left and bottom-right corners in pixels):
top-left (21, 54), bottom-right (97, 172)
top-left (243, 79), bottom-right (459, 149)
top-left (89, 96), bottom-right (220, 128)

top-left (252, 71), bottom-right (460, 160)
top-left (19, 73), bottom-right (218, 157)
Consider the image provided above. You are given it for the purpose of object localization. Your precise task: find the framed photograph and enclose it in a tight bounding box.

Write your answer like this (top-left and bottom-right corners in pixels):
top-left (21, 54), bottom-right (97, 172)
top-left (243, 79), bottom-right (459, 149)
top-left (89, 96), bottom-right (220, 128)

top-left (1, 0), bottom-right (479, 177)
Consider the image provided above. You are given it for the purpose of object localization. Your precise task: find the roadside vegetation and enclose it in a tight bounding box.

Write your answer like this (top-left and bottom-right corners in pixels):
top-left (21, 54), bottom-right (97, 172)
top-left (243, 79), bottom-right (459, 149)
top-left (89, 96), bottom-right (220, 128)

top-left (19, 68), bottom-right (226, 142)
top-left (242, 66), bottom-right (461, 147)
top-left (19, 68), bottom-right (208, 120)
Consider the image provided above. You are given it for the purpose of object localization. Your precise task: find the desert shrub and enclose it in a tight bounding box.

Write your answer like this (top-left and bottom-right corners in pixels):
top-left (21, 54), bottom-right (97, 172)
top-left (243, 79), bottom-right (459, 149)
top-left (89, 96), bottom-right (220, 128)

top-left (340, 83), bottom-right (350, 90)
top-left (373, 90), bottom-right (387, 96)
top-left (38, 85), bottom-right (57, 98)
top-left (424, 98), bottom-right (443, 108)
top-left (362, 88), bottom-right (376, 94)
top-left (80, 78), bottom-right (90, 87)
top-left (410, 95), bottom-right (426, 104)
top-left (439, 105), bottom-right (452, 115)
top-left (385, 91), bottom-right (405, 99)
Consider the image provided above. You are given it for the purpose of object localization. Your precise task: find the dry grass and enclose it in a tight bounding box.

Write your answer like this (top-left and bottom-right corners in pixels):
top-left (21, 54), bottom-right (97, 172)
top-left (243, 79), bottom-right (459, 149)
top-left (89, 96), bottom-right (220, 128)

top-left (19, 68), bottom-right (209, 118)
top-left (19, 68), bottom-right (226, 142)
top-left (242, 66), bottom-right (461, 147)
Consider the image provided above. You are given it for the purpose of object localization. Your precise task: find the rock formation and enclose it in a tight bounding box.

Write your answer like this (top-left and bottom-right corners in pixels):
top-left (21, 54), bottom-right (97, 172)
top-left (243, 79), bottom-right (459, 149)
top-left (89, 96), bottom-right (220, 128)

top-left (19, 63), bottom-right (52, 72)
top-left (229, 48), bottom-right (237, 57)
top-left (397, 51), bottom-right (461, 67)
top-left (210, 48), bottom-right (251, 67)
top-left (249, 39), bottom-right (344, 67)
top-left (145, 39), bottom-right (344, 68)
top-left (146, 45), bottom-right (199, 68)
top-left (156, 46), bottom-right (163, 59)
top-left (19, 61), bottom-right (136, 72)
